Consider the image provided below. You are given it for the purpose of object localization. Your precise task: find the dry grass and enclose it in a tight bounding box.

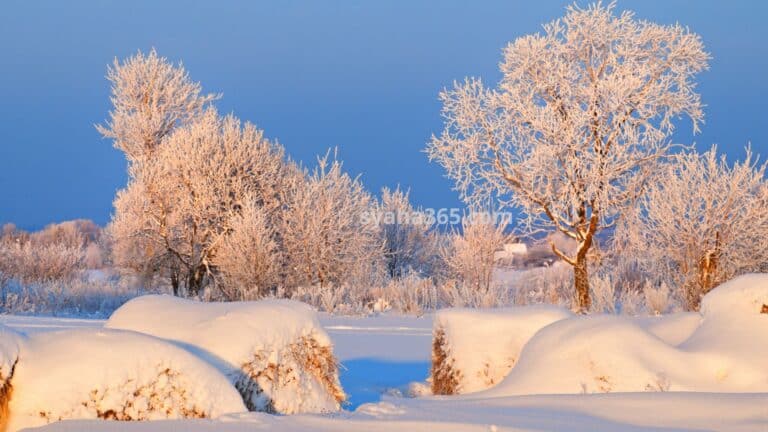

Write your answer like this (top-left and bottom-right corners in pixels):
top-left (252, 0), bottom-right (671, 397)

top-left (430, 327), bottom-right (460, 395)
top-left (234, 335), bottom-right (345, 413)
top-left (0, 360), bottom-right (16, 432)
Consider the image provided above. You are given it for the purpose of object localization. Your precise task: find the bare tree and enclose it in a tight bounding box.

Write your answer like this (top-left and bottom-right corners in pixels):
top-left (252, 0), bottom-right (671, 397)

top-left (281, 153), bottom-right (382, 290)
top-left (427, 3), bottom-right (708, 311)
top-left (97, 49), bottom-right (217, 163)
top-left (617, 146), bottom-right (768, 310)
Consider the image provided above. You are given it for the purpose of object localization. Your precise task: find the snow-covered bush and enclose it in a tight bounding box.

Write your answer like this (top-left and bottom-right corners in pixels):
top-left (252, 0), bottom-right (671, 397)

top-left (439, 278), bottom-right (513, 309)
top-left (588, 274), bottom-right (654, 315)
top-left (430, 305), bottom-right (571, 394)
top-left (0, 326), bottom-right (22, 432)
top-left (281, 153), bottom-right (382, 292)
top-left (213, 199), bottom-right (283, 300)
top-left (106, 295), bottom-right (345, 414)
top-left (6, 328), bottom-right (244, 432)
top-left (643, 282), bottom-right (675, 316)
top-left (375, 272), bottom-right (439, 314)
top-left (508, 262), bottom-right (573, 307)
top-left (0, 273), bottom-right (143, 318)
top-left (440, 213), bottom-right (509, 306)
top-left (0, 242), bottom-right (83, 285)
top-left (376, 186), bottom-right (440, 279)
top-left (483, 273), bottom-right (768, 397)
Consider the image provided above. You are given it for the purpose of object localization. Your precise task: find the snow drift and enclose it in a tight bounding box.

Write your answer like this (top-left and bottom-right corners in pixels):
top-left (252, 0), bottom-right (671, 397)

top-left (106, 295), bottom-right (345, 414)
top-left (483, 273), bottom-right (768, 397)
top-left (430, 305), bottom-right (571, 394)
top-left (6, 328), bottom-right (245, 432)
top-left (0, 325), bottom-right (22, 432)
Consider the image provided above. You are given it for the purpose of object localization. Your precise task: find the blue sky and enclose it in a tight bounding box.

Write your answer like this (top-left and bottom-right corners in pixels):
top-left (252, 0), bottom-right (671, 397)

top-left (1, 0), bottom-right (767, 230)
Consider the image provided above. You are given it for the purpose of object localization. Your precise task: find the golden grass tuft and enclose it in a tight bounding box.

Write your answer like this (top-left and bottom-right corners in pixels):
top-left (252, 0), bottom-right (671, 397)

top-left (234, 335), bottom-right (345, 413)
top-left (35, 365), bottom-right (209, 425)
top-left (430, 327), bottom-right (461, 395)
top-left (0, 360), bottom-right (17, 432)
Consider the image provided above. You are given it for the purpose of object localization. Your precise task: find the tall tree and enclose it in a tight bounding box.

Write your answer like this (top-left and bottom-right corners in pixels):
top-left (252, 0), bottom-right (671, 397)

top-left (427, 3), bottom-right (708, 311)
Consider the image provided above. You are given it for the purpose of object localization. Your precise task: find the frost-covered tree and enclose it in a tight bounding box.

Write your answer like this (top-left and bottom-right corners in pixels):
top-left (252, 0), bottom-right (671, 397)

top-left (427, 3), bottom-right (708, 311)
top-left (111, 109), bottom-right (288, 295)
top-left (377, 187), bottom-right (439, 279)
top-left (281, 154), bottom-right (382, 290)
top-left (617, 147), bottom-right (768, 310)
top-left (97, 49), bottom-right (217, 163)
top-left (440, 213), bottom-right (508, 297)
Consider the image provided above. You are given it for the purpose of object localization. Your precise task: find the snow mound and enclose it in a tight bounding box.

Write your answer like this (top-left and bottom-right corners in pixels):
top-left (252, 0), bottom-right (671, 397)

top-left (431, 305), bottom-right (571, 394)
top-left (0, 325), bottom-right (23, 432)
top-left (700, 273), bottom-right (768, 317)
top-left (106, 295), bottom-right (344, 414)
top-left (633, 312), bottom-right (702, 346)
top-left (486, 274), bottom-right (768, 397)
top-left (6, 328), bottom-right (245, 432)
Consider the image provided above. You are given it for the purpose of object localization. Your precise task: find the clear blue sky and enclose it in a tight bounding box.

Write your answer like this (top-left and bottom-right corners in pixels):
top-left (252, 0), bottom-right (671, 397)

top-left (1, 1), bottom-right (766, 230)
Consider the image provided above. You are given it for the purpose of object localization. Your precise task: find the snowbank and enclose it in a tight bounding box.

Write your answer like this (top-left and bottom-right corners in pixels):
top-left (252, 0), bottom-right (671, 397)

top-left (485, 273), bottom-right (768, 396)
top-left (106, 295), bottom-right (345, 414)
top-left (0, 325), bottom-right (23, 432)
top-left (431, 305), bottom-right (571, 394)
top-left (6, 328), bottom-right (245, 432)
top-left (699, 272), bottom-right (768, 317)
top-left (633, 312), bottom-right (702, 346)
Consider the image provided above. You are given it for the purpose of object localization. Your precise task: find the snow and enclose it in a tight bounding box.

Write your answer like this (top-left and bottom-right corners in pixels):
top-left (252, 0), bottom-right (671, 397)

top-left (20, 392), bottom-right (768, 432)
top-left (0, 324), bottom-right (21, 385)
top-left (485, 273), bottom-right (768, 396)
top-left (432, 305), bottom-right (571, 393)
top-left (2, 274), bottom-right (768, 431)
top-left (699, 272), bottom-right (768, 317)
top-left (0, 325), bottom-right (22, 431)
top-left (6, 328), bottom-right (245, 432)
top-left (494, 243), bottom-right (528, 262)
top-left (321, 314), bottom-right (432, 408)
top-left (105, 295), bottom-right (344, 414)
top-left (503, 243), bottom-right (527, 255)
top-left (632, 312), bottom-right (701, 346)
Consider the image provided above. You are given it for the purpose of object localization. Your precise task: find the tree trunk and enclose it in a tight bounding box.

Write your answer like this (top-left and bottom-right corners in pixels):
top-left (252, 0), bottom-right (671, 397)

top-left (574, 257), bottom-right (591, 313)
top-left (171, 273), bottom-right (180, 297)
top-left (187, 266), bottom-right (206, 297)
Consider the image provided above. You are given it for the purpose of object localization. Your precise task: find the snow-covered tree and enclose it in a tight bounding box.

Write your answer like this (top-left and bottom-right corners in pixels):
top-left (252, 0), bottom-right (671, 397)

top-left (427, 3), bottom-right (708, 311)
top-left (281, 154), bottom-right (382, 290)
top-left (110, 109), bottom-right (289, 295)
top-left (377, 187), bottom-right (439, 279)
top-left (617, 147), bottom-right (768, 310)
top-left (97, 49), bottom-right (217, 164)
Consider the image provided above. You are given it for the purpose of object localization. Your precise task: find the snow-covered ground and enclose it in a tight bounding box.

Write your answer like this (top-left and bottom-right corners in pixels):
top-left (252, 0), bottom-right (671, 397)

top-left (2, 280), bottom-right (767, 431)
